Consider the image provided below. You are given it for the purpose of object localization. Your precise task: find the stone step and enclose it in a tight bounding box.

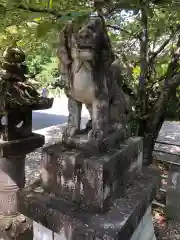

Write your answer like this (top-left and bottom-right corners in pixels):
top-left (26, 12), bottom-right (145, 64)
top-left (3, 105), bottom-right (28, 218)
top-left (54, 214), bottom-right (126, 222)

top-left (40, 137), bottom-right (143, 212)
top-left (20, 167), bottom-right (160, 240)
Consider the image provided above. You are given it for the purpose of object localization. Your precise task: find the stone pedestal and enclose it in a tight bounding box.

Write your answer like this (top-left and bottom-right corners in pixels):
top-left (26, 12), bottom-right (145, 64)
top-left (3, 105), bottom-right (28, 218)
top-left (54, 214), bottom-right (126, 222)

top-left (32, 205), bottom-right (156, 240)
top-left (166, 164), bottom-right (180, 220)
top-left (19, 136), bottom-right (160, 240)
top-left (40, 137), bottom-right (143, 212)
top-left (20, 167), bottom-right (160, 240)
top-left (154, 142), bottom-right (180, 220)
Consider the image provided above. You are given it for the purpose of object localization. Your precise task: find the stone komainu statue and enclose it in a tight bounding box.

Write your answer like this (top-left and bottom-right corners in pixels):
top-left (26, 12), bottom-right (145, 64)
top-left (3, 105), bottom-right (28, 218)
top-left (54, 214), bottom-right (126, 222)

top-left (57, 15), bottom-right (132, 143)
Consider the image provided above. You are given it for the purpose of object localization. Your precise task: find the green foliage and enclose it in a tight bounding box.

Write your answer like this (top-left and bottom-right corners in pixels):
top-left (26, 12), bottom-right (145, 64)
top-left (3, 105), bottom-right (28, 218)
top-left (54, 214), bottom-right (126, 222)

top-left (106, 3), bottom-right (180, 122)
top-left (0, 0), bottom-right (92, 91)
top-left (26, 53), bottom-right (59, 89)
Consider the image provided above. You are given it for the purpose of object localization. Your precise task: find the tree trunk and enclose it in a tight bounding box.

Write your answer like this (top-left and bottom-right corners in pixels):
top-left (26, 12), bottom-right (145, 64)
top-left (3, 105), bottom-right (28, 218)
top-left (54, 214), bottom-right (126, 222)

top-left (141, 116), bottom-right (164, 165)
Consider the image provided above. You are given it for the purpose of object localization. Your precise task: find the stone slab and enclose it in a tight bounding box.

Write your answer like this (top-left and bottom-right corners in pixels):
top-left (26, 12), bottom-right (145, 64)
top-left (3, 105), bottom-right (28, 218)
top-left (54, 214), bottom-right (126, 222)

top-left (33, 206), bottom-right (157, 240)
top-left (156, 121), bottom-right (180, 146)
top-left (62, 130), bottom-right (125, 154)
top-left (0, 133), bottom-right (44, 157)
top-left (130, 206), bottom-right (156, 240)
top-left (20, 167), bottom-right (160, 240)
top-left (40, 137), bottom-right (143, 212)
top-left (153, 150), bottom-right (180, 165)
top-left (154, 142), bottom-right (180, 165)
top-left (166, 164), bottom-right (180, 220)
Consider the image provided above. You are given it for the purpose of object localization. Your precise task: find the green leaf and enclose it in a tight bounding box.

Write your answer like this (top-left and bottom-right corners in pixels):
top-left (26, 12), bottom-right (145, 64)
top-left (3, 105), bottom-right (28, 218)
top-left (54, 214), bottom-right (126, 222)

top-left (48, 0), bottom-right (53, 8)
top-left (33, 17), bottom-right (42, 22)
top-left (0, 4), bottom-right (6, 15)
top-left (59, 15), bottom-right (73, 22)
top-left (36, 22), bottom-right (52, 38)
top-left (6, 25), bottom-right (18, 34)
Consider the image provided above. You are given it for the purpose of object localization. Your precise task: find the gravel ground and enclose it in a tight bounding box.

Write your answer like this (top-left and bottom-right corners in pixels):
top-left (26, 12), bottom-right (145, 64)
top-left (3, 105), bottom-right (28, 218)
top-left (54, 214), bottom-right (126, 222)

top-left (25, 124), bottom-right (67, 185)
top-left (154, 220), bottom-right (180, 240)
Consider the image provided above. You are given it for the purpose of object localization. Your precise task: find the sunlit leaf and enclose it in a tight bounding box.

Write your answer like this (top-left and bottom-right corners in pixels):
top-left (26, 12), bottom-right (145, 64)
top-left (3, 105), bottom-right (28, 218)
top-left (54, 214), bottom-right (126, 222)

top-left (36, 22), bottom-right (53, 38)
top-left (6, 25), bottom-right (18, 34)
top-left (48, 0), bottom-right (53, 8)
top-left (33, 17), bottom-right (42, 22)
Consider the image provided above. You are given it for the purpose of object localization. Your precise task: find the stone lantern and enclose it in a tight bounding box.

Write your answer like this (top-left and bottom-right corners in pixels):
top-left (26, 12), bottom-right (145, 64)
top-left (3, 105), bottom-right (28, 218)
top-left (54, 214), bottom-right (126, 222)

top-left (0, 46), bottom-right (53, 238)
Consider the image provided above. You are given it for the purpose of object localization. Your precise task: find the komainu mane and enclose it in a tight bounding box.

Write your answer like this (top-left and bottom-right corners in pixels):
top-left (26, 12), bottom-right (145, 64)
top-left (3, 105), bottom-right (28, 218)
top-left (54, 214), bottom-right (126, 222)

top-left (57, 15), bottom-right (132, 147)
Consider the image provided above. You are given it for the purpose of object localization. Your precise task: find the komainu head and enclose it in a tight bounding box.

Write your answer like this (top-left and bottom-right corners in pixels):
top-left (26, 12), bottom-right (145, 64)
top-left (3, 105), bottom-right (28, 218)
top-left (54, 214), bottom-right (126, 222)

top-left (58, 15), bottom-right (114, 76)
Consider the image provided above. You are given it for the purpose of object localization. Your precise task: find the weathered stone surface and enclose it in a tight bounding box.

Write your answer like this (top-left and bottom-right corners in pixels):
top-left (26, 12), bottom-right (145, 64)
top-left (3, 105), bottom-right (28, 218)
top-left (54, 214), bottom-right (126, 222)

top-left (153, 150), bottom-right (180, 165)
top-left (166, 164), bottom-right (180, 220)
top-left (154, 142), bottom-right (180, 165)
top-left (33, 221), bottom-right (53, 240)
top-left (156, 121), bottom-right (180, 146)
top-left (154, 121), bottom-right (180, 165)
top-left (40, 137), bottom-right (143, 212)
top-left (20, 167), bottom-right (160, 240)
top-left (62, 130), bottom-right (126, 154)
top-left (0, 214), bottom-right (33, 239)
top-left (130, 206), bottom-right (156, 240)
top-left (0, 46), bottom-right (53, 240)
top-left (0, 133), bottom-right (44, 157)
top-left (32, 206), bottom-right (157, 240)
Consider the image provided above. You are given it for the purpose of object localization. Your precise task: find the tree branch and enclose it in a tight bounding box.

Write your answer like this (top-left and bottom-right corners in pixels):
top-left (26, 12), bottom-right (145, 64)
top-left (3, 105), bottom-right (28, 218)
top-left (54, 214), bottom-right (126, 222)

top-left (149, 36), bottom-right (180, 131)
top-left (15, 4), bottom-right (66, 19)
top-left (106, 24), bottom-right (141, 39)
top-left (149, 73), bottom-right (180, 131)
top-left (149, 25), bottom-right (180, 64)
top-left (139, 6), bottom-right (149, 118)
top-left (168, 72), bottom-right (180, 88)
top-left (121, 53), bottom-right (134, 81)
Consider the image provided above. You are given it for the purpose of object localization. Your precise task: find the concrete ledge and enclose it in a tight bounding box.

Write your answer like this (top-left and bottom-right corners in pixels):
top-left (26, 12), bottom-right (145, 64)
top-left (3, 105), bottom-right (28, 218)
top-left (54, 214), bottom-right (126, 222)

top-left (20, 167), bottom-right (160, 240)
top-left (33, 206), bottom-right (157, 240)
top-left (130, 206), bottom-right (156, 240)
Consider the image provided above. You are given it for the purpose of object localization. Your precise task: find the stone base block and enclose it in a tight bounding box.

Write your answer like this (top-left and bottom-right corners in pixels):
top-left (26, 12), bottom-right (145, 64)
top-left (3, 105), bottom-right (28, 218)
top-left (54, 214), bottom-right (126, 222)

top-left (40, 137), bottom-right (143, 212)
top-left (20, 167), bottom-right (160, 240)
top-left (166, 164), bottom-right (180, 220)
top-left (32, 206), bottom-right (157, 240)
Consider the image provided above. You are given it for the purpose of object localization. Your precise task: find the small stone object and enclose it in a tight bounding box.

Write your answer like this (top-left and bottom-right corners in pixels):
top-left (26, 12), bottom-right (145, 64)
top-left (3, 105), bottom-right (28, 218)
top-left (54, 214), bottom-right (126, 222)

top-left (42, 88), bottom-right (48, 98)
top-left (2, 46), bottom-right (27, 82)
top-left (17, 214), bottom-right (26, 223)
top-left (0, 45), bottom-right (54, 142)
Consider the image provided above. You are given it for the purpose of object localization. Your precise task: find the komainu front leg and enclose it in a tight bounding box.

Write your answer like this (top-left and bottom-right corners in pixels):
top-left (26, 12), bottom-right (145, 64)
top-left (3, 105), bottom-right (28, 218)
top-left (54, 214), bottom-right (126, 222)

top-left (64, 97), bottom-right (82, 137)
top-left (88, 98), bottom-right (109, 141)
